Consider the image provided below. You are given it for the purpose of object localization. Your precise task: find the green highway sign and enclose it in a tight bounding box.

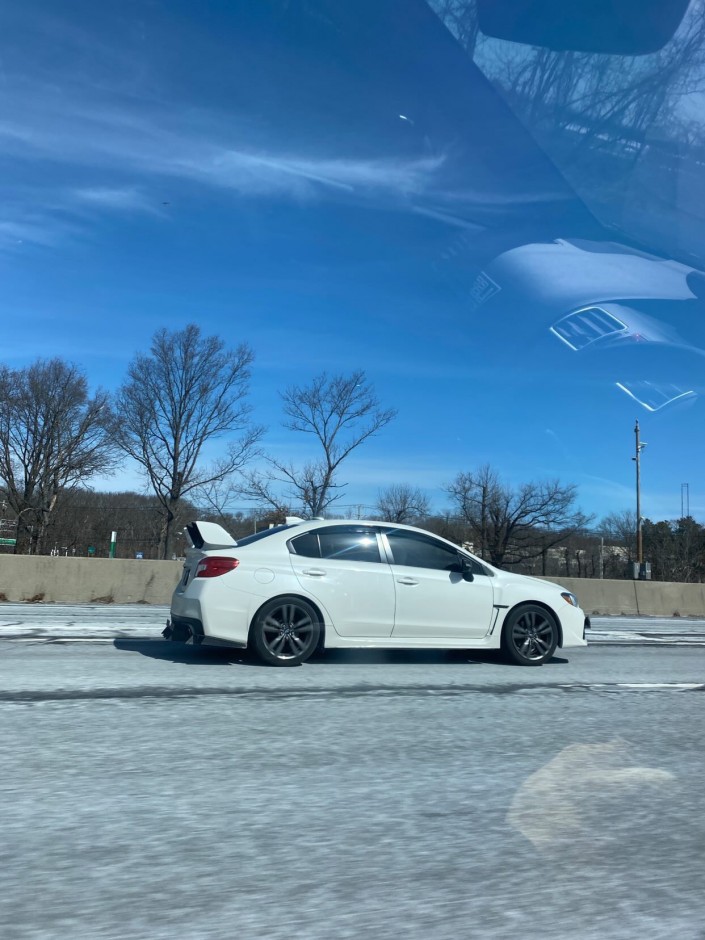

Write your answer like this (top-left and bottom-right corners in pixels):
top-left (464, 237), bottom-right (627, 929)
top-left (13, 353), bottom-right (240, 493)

top-left (0, 538), bottom-right (17, 545)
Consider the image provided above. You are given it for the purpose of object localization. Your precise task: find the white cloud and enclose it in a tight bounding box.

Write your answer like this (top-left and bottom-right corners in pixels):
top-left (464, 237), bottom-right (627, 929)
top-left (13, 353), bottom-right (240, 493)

top-left (0, 78), bottom-right (447, 252)
top-left (0, 216), bottom-right (82, 251)
top-left (72, 187), bottom-right (158, 213)
top-left (0, 82), bottom-right (446, 196)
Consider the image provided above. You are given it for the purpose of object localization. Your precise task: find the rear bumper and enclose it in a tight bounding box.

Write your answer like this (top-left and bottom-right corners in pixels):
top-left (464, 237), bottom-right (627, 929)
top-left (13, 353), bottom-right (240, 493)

top-left (163, 615), bottom-right (204, 642)
top-left (171, 581), bottom-right (253, 646)
top-left (163, 616), bottom-right (247, 649)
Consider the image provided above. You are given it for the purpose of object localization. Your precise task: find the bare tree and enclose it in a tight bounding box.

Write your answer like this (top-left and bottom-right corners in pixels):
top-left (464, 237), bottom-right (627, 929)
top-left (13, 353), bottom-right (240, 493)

top-left (240, 471), bottom-right (294, 518)
top-left (598, 509), bottom-right (637, 576)
top-left (0, 359), bottom-right (117, 553)
top-left (599, 509), bottom-right (637, 546)
top-left (247, 371), bottom-right (396, 518)
top-left (428, 0), bottom-right (480, 57)
top-left (480, 7), bottom-right (705, 140)
top-left (643, 516), bottom-right (705, 583)
top-left (446, 464), bottom-right (500, 560)
top-left (475, 4), bottom-right (705, 199)
top-left (44, 489), bottom-right (187, 560)
top-left (115, 324), bottom-right (263, 558)
top-left (375, 483), bottom-right (431, 524)
top-left (193, 476), bottom-right (291, 534)
top-left (446, 464), bottom-right (590, 568)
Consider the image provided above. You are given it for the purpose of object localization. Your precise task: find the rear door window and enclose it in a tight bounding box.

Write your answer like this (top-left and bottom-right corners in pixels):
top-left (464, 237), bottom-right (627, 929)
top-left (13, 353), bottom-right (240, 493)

top-left (289, 526), bottom-right (382, 563)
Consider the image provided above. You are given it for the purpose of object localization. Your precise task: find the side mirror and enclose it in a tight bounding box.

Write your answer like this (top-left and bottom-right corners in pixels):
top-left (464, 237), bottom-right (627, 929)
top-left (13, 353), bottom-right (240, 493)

top-left (460, 558), bottom-right (475, 583)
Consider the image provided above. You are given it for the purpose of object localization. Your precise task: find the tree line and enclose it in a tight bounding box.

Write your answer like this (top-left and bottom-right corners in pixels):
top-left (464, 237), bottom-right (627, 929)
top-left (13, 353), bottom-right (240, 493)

top-left (0, 323), bottom-right (395, 558)
top-left (1, 323), bottom-right (702, 579)
top-left (4, 478), bottom-right (703, 583)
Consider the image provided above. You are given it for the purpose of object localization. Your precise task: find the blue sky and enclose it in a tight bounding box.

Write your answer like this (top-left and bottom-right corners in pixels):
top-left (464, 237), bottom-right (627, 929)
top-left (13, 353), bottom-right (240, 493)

top-left (1, 0), bottom-right (703, 522)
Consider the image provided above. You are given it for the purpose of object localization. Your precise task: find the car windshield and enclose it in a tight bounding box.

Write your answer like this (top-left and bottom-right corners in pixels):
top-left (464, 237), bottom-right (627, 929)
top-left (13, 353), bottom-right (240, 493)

top-left (3, 0), bottom-right (704, 550)
top-left (5, 5), bottom-right (705, 940)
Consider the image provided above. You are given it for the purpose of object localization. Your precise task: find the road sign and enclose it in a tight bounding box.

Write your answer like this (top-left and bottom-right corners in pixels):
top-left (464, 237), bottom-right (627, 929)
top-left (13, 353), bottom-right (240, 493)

top-left (0, 537), bottom-right (17, 546)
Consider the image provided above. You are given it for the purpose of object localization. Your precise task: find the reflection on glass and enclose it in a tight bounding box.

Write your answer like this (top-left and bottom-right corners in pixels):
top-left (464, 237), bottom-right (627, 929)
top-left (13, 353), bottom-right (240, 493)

top-left (551, 307), bottom-right (628, 351)
top-left (615, 380), bottom-right (697, 412)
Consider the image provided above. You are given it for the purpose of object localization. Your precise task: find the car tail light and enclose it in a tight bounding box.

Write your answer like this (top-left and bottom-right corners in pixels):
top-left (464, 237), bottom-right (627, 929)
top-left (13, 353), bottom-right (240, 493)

top-left (195, 556), bottom-right (240, 578)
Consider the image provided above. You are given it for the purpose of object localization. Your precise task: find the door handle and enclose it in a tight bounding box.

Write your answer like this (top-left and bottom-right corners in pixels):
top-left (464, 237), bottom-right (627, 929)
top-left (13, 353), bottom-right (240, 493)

top-left (302, 568), bottom-right (326, 577)
top-left (396, 577), bottom-right (419, 585)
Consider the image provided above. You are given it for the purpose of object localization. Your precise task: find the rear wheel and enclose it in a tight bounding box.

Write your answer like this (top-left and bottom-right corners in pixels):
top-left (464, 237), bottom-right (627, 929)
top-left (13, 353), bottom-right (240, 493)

top-left (501, 604), bottom-right (558, 666)
top-left (251, 597), bottom-right (321, 666)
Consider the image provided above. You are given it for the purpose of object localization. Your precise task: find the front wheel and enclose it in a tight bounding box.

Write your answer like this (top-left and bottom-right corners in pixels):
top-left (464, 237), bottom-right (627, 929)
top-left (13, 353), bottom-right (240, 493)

top-left (250, 597), bottom-right (321, 666)
top-left (501, 605), bottom-right (558, 666)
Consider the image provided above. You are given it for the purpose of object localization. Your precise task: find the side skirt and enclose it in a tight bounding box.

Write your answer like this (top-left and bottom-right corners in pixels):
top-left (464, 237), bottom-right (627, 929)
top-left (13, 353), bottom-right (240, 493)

top-left (322, 634), bottom-right (501, 650)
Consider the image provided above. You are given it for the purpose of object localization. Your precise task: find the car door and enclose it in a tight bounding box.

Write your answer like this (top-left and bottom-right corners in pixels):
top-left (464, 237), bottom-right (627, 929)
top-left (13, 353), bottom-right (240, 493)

top-left (288, 525), bottom-right (395, 637)
top-left (383, 529), bottom-right (494, 639)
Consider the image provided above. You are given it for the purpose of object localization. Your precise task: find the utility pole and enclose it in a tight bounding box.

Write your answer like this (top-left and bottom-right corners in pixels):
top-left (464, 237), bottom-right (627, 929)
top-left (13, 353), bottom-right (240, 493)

top-left (632, 420), bottom-right (647, 567)
top-left (681, 482), bottom-right (690, 519)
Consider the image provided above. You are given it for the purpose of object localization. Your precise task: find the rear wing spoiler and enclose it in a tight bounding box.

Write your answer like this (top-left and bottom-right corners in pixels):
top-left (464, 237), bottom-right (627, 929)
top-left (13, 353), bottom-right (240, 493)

top-left (184, 521), bottom-right (236, 550)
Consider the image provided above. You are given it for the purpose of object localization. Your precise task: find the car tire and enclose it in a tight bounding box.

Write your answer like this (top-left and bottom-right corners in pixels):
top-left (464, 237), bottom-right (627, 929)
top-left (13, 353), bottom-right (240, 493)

top-left (251, 596), bottom-right (321, 666)
top-left (501, 604), bottom-right (558, 666)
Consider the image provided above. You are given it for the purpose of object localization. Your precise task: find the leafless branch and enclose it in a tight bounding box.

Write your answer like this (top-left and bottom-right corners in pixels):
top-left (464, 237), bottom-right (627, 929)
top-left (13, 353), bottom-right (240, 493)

top-left (0, 359), bottom-right (118, 553)
top-left (267, 371), bottom-right (396, 517)
top-left (114, 324), bottom-right (263, 557)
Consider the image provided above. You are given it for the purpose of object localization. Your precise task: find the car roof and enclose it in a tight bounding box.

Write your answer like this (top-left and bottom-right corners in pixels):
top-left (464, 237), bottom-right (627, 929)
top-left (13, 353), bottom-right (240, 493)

top-left (287, 518), bottom-right (433, 534)
top-left (248, 518), bottom-right (478, 556)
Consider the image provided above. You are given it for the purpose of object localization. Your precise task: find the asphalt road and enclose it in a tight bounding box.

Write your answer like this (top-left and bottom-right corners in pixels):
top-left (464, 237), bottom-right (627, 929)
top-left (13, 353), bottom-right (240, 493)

top-left (2, 607), bottom-right (705, 940)
top-left (3, 603), bottom-right (705, 645)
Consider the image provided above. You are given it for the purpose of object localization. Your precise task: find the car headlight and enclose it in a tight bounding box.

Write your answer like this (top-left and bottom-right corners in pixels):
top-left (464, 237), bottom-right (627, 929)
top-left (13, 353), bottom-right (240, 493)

top-left (561, 591), bottom-right (579, 607)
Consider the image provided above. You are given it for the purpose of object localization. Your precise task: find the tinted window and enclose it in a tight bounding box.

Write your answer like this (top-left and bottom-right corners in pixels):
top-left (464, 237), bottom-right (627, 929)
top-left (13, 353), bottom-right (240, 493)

top-left (288, 532), bottom-right (321, 558)
top-left (386, 530), bottom-right (462, 571)
top-left (289, 527), bottom-right (381, 563)
top-left (235, 525), bottom-right (297, 547)
top-left (319, 528), bottom-right (381, 563)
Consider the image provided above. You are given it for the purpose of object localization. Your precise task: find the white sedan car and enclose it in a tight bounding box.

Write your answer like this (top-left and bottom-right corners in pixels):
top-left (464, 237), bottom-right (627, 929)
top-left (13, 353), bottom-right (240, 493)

top-left (166, 518), bottom-right (589, 666)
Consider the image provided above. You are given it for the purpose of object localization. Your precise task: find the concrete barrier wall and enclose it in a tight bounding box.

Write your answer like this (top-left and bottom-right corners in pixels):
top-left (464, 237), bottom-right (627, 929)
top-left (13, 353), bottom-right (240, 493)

top-left (537, 576), bottom-right (705, 617)
top-left (0, 556), bottom-right (183, 605)
top-left (537, 577), bottom-right (639, 616)
top-left (633, 580), bottom-right (705, 618)
top-left (0, 557), bottom-right (704, 616)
